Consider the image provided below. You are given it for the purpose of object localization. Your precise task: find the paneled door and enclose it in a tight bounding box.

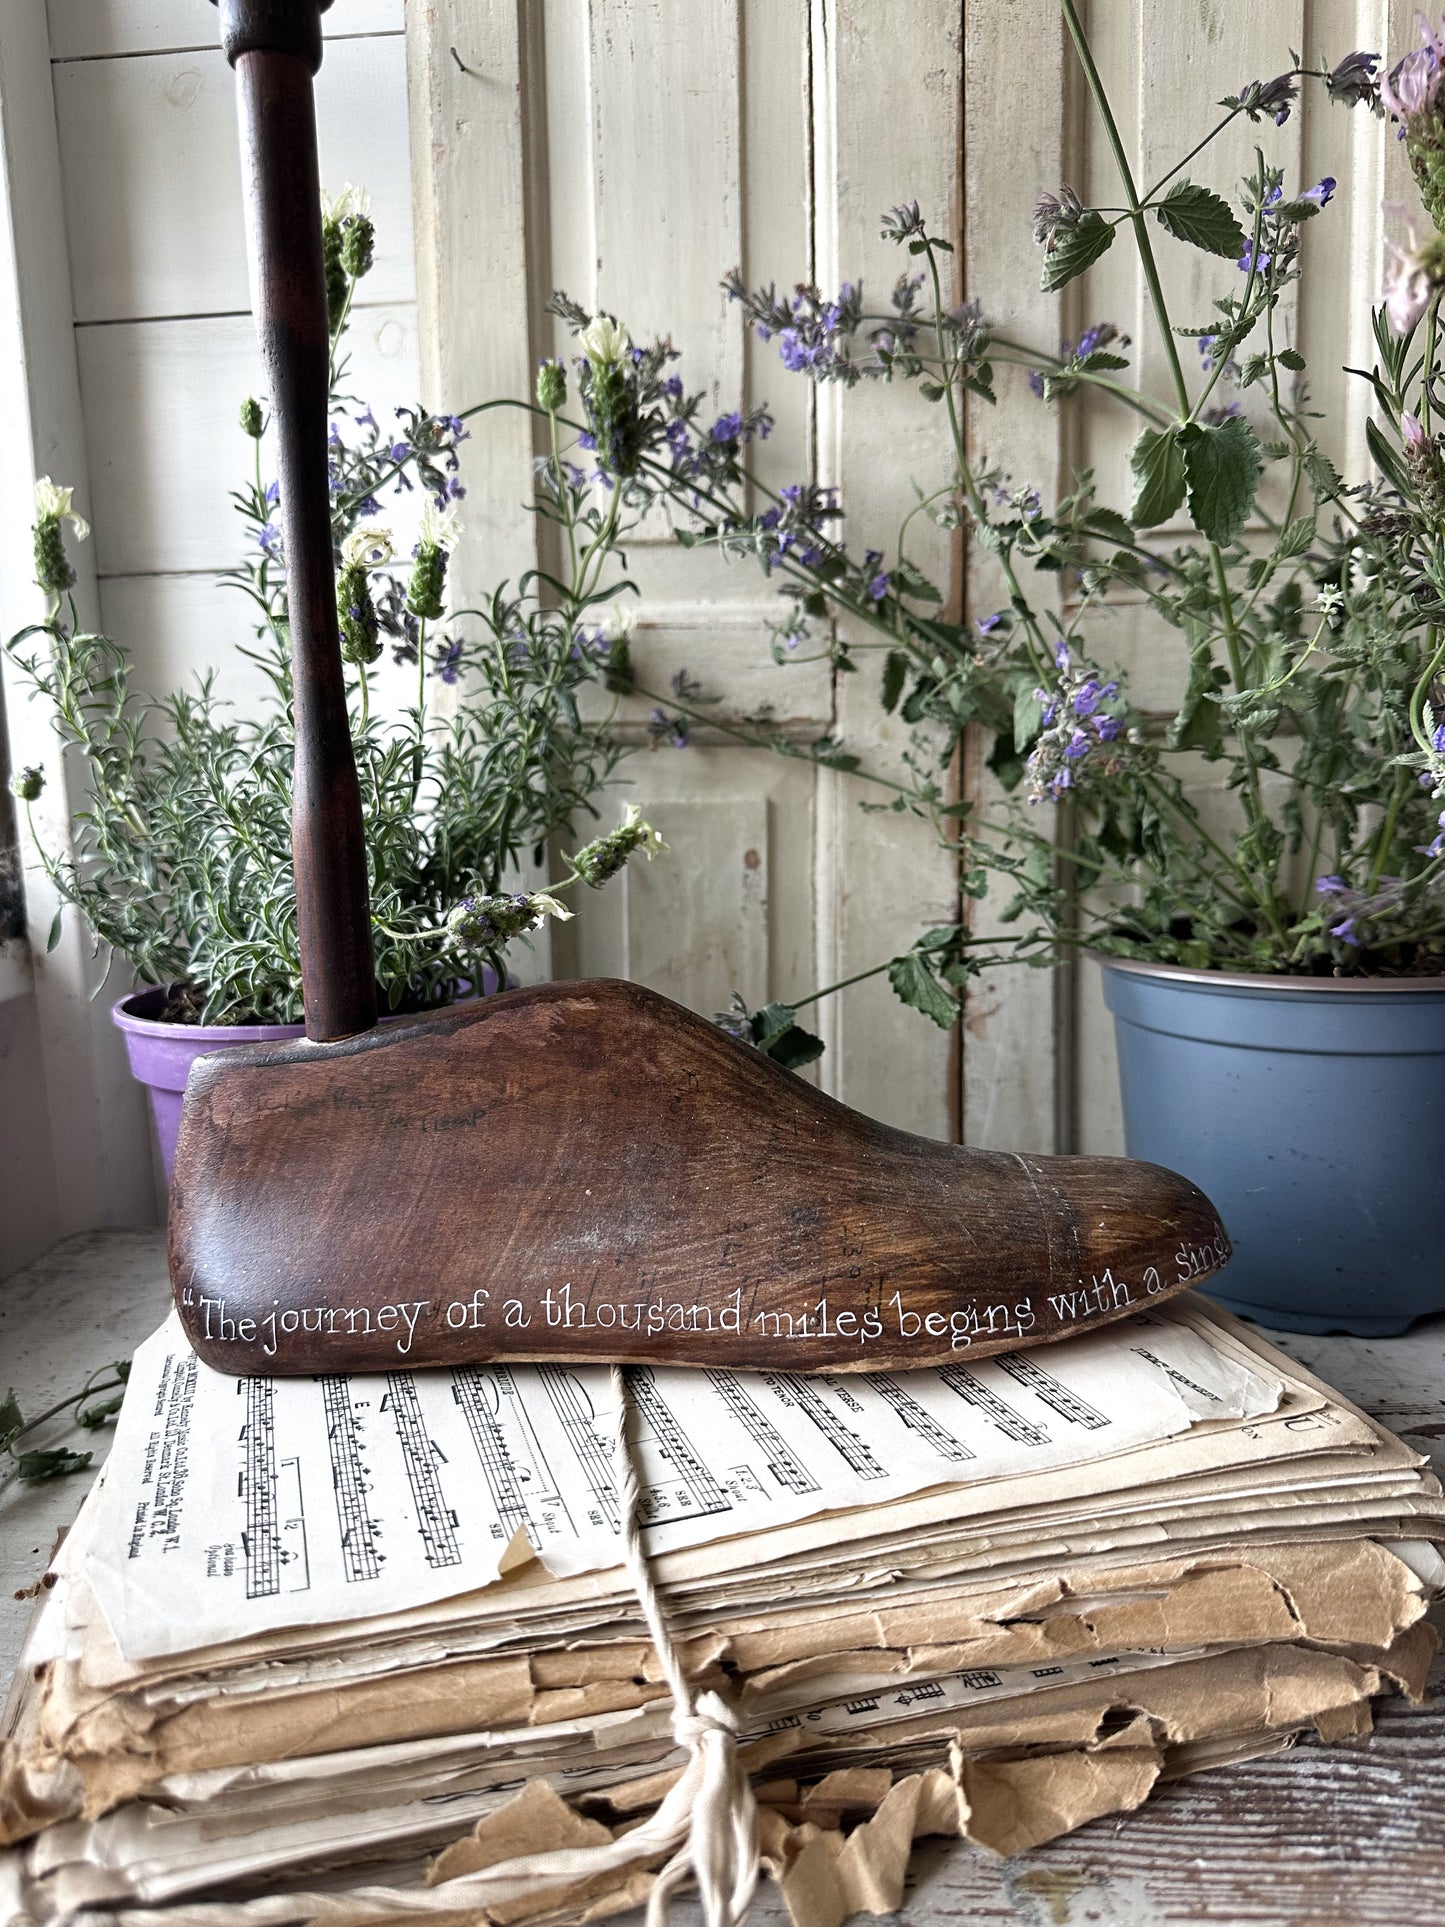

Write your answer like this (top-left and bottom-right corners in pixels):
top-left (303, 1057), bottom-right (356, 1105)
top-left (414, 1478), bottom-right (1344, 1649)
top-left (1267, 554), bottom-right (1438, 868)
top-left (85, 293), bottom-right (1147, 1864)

top-left (406, 1), bottom-right (961, 1141)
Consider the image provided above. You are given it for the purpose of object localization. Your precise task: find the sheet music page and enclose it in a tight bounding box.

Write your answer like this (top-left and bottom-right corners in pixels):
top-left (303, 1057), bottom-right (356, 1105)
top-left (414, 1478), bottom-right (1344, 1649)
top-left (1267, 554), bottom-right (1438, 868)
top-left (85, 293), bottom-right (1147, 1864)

top-left (82, 1306), bottom-right (1280, 1659)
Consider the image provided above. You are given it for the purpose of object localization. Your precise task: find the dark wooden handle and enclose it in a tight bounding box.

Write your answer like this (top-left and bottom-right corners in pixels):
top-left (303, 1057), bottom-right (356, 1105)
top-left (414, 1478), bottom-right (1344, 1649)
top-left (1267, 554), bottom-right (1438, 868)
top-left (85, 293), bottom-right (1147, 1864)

top-left (219, 0), bottom-right (376, 1042)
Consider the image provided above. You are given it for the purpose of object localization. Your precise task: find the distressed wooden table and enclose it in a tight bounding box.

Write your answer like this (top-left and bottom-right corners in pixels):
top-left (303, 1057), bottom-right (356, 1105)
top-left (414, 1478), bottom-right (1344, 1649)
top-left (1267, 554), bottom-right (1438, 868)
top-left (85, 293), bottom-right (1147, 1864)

top-left (3, 1230), bottom-right (1443, 1926)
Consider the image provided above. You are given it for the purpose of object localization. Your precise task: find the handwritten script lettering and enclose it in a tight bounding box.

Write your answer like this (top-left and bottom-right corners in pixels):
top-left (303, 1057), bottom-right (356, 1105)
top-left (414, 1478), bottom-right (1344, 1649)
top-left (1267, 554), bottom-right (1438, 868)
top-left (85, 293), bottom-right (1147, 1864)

top-left (178, 1261), bottom-right (1170, 1365)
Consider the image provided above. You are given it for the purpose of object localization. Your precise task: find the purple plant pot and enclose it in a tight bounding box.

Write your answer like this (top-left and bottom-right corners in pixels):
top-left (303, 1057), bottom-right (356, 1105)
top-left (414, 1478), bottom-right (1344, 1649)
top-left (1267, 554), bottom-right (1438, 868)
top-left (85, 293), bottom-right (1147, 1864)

top-left (113, 977), bottom-right (498, 1183)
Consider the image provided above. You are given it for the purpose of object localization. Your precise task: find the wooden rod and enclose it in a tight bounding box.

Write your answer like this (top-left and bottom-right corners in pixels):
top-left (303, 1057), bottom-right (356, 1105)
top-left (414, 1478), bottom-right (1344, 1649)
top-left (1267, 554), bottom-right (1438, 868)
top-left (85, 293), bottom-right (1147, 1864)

top-left (219, 0), bottom-right (377, 1042)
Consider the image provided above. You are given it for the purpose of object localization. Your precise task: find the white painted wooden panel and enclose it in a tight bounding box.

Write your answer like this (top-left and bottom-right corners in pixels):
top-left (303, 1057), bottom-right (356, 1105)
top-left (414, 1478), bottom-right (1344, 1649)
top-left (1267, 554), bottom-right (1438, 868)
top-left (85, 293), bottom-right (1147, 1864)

top-left (54, 34), bottom-right (414, 322)
top-left (96, 571), bottom-right (283, 714)
top-left (0, 4), bottom-right (156, 1270)
top-left (960, 0), bottom-right (1067, 1154)
top-left (46, 1), bottom-right (401, 63)
top-left (623, 797), bottom-right (768, 1012)
top-left (555, 751), bottom-right (818, 1033)
top-left (76, 302), bottom-right (419, 575)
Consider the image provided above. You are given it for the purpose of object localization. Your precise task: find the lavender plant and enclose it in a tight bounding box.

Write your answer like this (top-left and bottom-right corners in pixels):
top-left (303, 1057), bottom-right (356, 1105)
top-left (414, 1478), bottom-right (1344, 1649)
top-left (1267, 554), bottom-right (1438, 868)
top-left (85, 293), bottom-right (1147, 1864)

top-left (6, 192), bottom-right (652, 1025)
top-left (539, 8), bottom-right (1445, 1057)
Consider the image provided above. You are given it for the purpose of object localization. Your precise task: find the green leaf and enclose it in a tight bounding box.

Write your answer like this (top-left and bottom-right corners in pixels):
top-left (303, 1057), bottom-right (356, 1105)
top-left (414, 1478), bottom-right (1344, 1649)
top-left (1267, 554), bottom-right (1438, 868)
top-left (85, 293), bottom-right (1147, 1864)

top-left (1041, 211), bottom-right (1115, 293)
top-left (76, 1394), bottom-right (125, 1430)
top-left (1129, 427), bottom-right (1187, 529)
top-left (881, 651), bottom-right (909, 715)
top-left (1277, 348), bottom-right (1306, 372)
top-left (1083, 507), bottom-right (1135, 548)
top-left (887, 951), bottom-right (959, 1029)
top-left (1366, 417), bottom-right (1412, 497)
top-left (1181, 416), bottom-right (1261, 546)
top-left (891, 558), bottom-right (942, 602)
top-left (45, 908), bottom-right (63, 954)
top-left (749, 1002), bottom-right (825, 1071)
top-left (1012, 677), bottom-right (1045, 750)
top-left (14, 1447), bottom-right (92, 1483)
top-left (1155, 181), bottom-right (1247, 259)
top-left (1168, 648), bottom-right (1229, 757)
top-left (1303, 448), bottom-right (1343, 501)
top-left (1278, 515), bottom-right (1316, 558)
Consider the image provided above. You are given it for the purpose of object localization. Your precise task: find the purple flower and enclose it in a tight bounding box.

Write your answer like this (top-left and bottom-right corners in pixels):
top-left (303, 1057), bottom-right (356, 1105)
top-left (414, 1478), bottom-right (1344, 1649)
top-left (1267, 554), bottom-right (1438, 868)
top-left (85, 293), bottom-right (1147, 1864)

top-left (648, 707), bottom-right (689, 749)
top-left (1381, 26), bottom-right (1445, 126)
top-left (711, 411), bottom-right (743, 442)
top-left (1324, 51), bottom-right (1380, 109)
top-left (867, 572), bottom-right (890, 602)
top-left (1238, 240), bottom-right (1272, 274)
top-left (389, 441), bottom-right (410, 462)
top-left (1330, 917), bottom-right (1361, 945)
top-left (1071, 675), bottom-right (1118, 717)
top-left (1028, 369), bottom-right (1046, 397)
top-left (1315, 874), bottom-right (1347, 895)
top-left (1054, 639), bottom-right (1070, 670)
top-left (1432, 721), bottom-right (1445, 753)
top-left (354, 406), bottom-right (378, 432)
top-left (1094, 714), bottom-right (1122, 741)
top-left (328, 421), bottom-right (344, 450)
top-left (1048, 767), bottom-right (1074, 797)
top-left (1232, 73), bottom-right (1298, 125)
top-left (433, 638), bottom-right (463, 685)
top-left (1064, 727), bottom-right (1092, 760)
top-left (357, 494), bottom-right (380, 517)
top-left (256, 521), bottom-right (282, 557)
top-left (1302, 176), bottom-right (1337, 206)
top-left (976, 612), bottom-right (1003, 634)
top-left (264, 481), bottom-right (279, 506)
top-left (578, 430), bottom-right (597, 451)
top-left (660, 374), bottom-right (684, 401)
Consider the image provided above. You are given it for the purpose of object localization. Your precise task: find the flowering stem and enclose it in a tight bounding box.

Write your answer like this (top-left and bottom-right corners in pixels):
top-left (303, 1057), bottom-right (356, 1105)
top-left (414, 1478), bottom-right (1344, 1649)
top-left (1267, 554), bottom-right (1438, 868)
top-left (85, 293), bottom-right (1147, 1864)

top-left (1366, 767), bottom-right (1411, 895)
top-left (1409, 625), bottom-right (1445, 755)
top-left (357, 659), bottom-right (370, 731)
top-left (1059, 0), bottom-right (1191, 420)
top-left (1423, 295), bottom-right (1441, 436)
top-left (990, 338), bottom-right (1174, 426)
top-left (1141, 101), bottom-right (1254, 206)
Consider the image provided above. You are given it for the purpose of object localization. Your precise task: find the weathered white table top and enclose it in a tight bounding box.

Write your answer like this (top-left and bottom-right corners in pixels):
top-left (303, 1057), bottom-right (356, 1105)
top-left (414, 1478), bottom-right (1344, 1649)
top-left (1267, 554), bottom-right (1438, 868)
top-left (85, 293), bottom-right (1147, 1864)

top-left (3, 1231), bottom-right (1443, 1926)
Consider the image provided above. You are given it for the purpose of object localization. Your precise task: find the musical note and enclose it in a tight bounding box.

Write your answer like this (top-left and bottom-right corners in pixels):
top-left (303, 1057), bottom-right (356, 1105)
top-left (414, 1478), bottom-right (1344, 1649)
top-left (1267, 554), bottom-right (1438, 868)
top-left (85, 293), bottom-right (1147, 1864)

top-left (870, 1375), bottom-right (975, 1462)
top-left (240, 1377), bottom-right (280, 1599)
top-left (385, 1373), bottom-right (461, 1568)
top-left (539, 1367), bottom-right (619, 1532)
top-left (705, 1372), bottom-right (820, 1494)
top-left (321, 1377), bottom-right (383, 1582)
top-left (938, 1367), bottom-right (1050, 1447)
top-left (762, 1373), bottom-right (887, 1479)
top-left (995, 1353), bottom-right (1109, 1430)
top-left (628, 1370), bottom-right (732, 1519)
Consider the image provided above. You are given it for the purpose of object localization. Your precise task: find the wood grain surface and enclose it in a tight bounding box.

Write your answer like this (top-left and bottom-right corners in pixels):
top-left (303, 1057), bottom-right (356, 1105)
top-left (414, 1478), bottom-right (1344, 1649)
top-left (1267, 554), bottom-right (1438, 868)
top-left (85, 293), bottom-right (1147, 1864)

top-left (168, 978), bottom-right (1229, 1375)
top-left (874, 1678), bottom-right (1445, 1926)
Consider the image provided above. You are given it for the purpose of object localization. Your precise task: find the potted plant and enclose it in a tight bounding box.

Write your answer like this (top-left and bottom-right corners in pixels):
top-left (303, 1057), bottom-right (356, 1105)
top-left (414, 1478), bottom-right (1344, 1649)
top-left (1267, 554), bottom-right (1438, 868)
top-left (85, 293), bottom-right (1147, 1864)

top-left (529, 15), bottom-right (1445, 1333)
top-left (6, 196), bottom-right (661, 1178)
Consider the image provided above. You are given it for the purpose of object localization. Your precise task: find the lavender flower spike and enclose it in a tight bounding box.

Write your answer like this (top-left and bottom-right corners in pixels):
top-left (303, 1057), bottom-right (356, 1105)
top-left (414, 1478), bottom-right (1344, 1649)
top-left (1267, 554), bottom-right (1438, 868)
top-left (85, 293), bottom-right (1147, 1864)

top-left (1381, 17), bottom-right (1445, 229)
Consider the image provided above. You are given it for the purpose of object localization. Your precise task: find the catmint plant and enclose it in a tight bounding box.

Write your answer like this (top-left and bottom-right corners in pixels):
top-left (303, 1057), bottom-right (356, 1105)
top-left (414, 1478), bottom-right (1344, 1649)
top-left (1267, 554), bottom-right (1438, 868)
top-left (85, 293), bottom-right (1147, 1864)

top-left (6, 195), bottom-right (658, 1025)
top-left (539, 6), bottom-right (1445, 1059)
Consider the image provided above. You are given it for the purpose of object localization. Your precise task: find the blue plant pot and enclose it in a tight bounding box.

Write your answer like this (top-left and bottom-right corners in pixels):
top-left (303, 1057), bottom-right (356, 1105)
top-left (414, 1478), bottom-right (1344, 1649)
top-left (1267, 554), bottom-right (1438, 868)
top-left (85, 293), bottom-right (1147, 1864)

top-left (1098, 957), bottom-right (1445, 1336)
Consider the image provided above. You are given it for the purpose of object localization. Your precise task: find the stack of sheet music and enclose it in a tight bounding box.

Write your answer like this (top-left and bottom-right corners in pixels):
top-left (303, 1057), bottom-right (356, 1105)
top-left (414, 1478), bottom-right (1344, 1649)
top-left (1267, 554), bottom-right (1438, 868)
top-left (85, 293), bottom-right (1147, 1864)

top-left (2, 1296), bottom-right (1442, 1925)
